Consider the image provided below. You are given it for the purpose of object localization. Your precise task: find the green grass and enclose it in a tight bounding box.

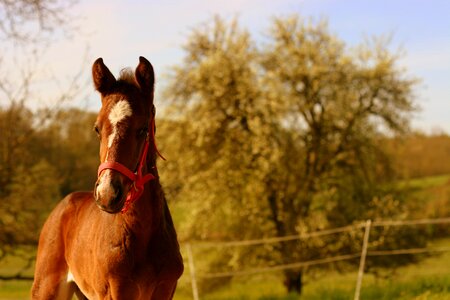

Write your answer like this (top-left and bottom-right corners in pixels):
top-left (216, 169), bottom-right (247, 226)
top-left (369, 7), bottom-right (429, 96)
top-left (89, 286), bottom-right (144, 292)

top-left (172, 240), bottom-right (450, 300)
top-left (0, 280), bottom-right (32, 300)
top-left (401, 173), bottom-right (450, 221)
top-left (398, 173), bottom-right (450, 191)
top-left (361, 276), bottom-right (450, 300)
top-left (0, 252), bottom-right (34, 300)
top-left (5, 265), bottom-right (448, 300)
top-left (2, 244), bottom-right (450, 300)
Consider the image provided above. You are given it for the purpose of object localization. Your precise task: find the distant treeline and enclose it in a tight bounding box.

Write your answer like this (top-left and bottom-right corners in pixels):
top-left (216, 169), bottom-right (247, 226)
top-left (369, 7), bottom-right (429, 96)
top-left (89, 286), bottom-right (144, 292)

top-left (1, 105), bottom-right (448, 230)
top-left (1, 105), bottom-right (448, 197)
top-left (385, 133), bottom-right (450, 178)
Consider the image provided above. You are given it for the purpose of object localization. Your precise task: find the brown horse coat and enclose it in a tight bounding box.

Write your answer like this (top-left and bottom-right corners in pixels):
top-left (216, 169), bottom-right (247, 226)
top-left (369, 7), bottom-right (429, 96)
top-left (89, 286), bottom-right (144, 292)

top-left (31, 57), bottom-right (183, 300)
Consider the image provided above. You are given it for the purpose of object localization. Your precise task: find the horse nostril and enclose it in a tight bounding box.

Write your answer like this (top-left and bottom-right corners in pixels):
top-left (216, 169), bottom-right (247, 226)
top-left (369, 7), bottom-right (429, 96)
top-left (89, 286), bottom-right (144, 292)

top-left (110, 179), bottom-right (125, 205)
top-left (114, 188), bottom-right (123, 204)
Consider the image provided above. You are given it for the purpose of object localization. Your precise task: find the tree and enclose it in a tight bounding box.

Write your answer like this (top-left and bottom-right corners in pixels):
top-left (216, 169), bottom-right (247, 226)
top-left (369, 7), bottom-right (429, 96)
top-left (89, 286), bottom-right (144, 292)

top-left (34, 108), bottom-right (99, 195)
top-left (259, 17), bottom-right (418, 292)
top-left (0, 0), bottom-right (75, 42)
top-left (161, 16), bottom-right (419, 294)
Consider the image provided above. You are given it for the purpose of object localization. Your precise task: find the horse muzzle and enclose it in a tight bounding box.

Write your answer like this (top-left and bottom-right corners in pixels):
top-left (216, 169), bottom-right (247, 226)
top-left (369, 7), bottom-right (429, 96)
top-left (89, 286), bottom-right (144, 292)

top-left (94, 170), bottom-right (128, 214)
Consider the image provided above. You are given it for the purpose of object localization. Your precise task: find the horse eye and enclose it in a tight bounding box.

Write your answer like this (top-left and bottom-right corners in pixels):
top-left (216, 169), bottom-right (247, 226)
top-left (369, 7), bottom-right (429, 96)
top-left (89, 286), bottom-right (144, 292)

top-left (138, 127), bottom-right (148, 137)
top-left (94, 125), bottom-right (100, 137)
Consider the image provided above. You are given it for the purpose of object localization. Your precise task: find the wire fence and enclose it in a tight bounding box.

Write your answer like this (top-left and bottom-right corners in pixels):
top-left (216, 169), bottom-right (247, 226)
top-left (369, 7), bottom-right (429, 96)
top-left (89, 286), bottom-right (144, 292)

top-left (183, 217), bottom-right (450, 300)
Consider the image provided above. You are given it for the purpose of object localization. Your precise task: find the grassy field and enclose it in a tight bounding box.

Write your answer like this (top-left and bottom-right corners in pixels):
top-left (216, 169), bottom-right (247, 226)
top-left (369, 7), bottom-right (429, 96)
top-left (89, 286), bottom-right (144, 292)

top-left (1, 174), bottom-right (450, 299)
top-left (173, 242), bottom-right (450, 300)
top-left (2, 245), bottom-right (449, 300)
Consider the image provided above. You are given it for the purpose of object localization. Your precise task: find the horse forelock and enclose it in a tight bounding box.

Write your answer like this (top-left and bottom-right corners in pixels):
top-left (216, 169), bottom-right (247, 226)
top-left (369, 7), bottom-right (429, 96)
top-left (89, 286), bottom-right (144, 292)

top-left (118, 68), bottom-right (138, 87)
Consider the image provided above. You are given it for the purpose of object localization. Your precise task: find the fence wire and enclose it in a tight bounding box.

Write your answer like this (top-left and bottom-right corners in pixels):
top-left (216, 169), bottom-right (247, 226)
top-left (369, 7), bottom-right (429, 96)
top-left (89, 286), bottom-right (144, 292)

top-left (183, 217), bottom-right (450, 300)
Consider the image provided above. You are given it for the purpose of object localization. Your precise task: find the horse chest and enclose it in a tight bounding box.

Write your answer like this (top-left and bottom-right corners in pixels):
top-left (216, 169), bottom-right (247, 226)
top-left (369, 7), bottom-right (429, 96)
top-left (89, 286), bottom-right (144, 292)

top-left (70, 240), bottom-right (157, 299)
top-left (69, 221), bottom-right (156, 287)
top-left (93, 225), bottom-right (152, 272)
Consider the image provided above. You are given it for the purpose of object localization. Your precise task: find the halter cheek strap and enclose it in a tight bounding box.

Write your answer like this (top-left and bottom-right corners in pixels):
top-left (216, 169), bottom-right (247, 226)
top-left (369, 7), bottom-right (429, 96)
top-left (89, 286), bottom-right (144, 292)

top-left (97, 115), bottom-right (164, 213)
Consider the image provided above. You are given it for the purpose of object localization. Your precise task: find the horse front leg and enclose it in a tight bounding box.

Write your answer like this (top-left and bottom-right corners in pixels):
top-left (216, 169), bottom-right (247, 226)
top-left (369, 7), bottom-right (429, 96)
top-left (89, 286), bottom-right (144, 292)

top-left (31, 202), bottom-right (75, 300)
top-left (31, 257), bottom-right (75, 300)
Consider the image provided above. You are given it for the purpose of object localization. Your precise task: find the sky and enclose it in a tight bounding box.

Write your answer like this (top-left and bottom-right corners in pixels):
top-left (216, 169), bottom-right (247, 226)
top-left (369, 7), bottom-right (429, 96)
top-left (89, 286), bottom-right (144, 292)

top-left (34, 0), bottom-right (450, 133)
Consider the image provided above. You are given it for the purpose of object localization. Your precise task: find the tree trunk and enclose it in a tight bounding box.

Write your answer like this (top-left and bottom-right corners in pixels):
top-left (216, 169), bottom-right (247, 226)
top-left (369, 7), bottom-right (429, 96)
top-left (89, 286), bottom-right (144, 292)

top-left (283, 269), bottom-right (303, 294)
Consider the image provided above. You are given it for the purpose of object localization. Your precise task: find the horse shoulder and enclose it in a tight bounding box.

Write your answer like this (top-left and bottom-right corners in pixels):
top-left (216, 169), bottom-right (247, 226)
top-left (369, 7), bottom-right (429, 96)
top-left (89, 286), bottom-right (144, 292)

top-left (36, 192), bottom-right (93, 251)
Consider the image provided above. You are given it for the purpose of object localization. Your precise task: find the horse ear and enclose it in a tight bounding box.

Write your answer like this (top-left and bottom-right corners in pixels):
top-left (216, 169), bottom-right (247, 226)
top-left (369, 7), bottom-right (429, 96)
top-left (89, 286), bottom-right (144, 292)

top-left (92, 58), bottom-right (116, 94)
top-left (135, 56), bottom-right (155, 99)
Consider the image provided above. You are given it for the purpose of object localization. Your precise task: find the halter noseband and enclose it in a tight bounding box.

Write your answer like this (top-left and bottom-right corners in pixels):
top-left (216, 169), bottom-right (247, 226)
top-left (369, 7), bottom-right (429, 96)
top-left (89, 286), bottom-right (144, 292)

top-left (97, 110), bottom-right (165, 213)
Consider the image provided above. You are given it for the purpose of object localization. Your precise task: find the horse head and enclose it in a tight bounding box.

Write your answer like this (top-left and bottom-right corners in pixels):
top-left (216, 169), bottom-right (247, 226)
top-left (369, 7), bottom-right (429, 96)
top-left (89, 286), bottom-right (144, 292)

top-left (92, 57), bottom-right (156, 214)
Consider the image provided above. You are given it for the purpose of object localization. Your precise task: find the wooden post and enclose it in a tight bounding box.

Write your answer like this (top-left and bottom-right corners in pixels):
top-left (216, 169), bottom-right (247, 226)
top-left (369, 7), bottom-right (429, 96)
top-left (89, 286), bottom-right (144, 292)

top-left (354, 219), bottom-right (372, 300)
top-left (186, 243), bottom-right (200, 300)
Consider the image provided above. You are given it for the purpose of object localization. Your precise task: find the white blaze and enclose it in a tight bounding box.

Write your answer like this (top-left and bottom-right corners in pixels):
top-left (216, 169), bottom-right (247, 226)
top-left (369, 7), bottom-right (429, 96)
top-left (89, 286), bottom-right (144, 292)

top-left (97, 99), bottom-right (133, 198)
top-left (107, 100), bottom-right (133, 148)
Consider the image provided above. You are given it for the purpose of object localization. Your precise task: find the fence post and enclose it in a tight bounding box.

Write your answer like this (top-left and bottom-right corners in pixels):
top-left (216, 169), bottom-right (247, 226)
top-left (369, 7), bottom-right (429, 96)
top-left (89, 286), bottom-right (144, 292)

top-left (186, 243), bottom-right (200, 300)
top-left (354, 219), bottom-right (372, 300)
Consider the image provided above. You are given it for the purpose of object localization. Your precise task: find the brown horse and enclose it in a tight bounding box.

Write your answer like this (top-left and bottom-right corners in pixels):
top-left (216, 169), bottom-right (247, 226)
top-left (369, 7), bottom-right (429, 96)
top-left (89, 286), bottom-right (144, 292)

top-left (31, 57), bottom-right (183, 299)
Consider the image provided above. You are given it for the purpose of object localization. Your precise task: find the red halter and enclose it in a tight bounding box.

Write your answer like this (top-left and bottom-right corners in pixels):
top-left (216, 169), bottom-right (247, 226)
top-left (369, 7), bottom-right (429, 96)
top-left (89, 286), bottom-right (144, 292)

top-left (97, 113), bottom-right (165, 213)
